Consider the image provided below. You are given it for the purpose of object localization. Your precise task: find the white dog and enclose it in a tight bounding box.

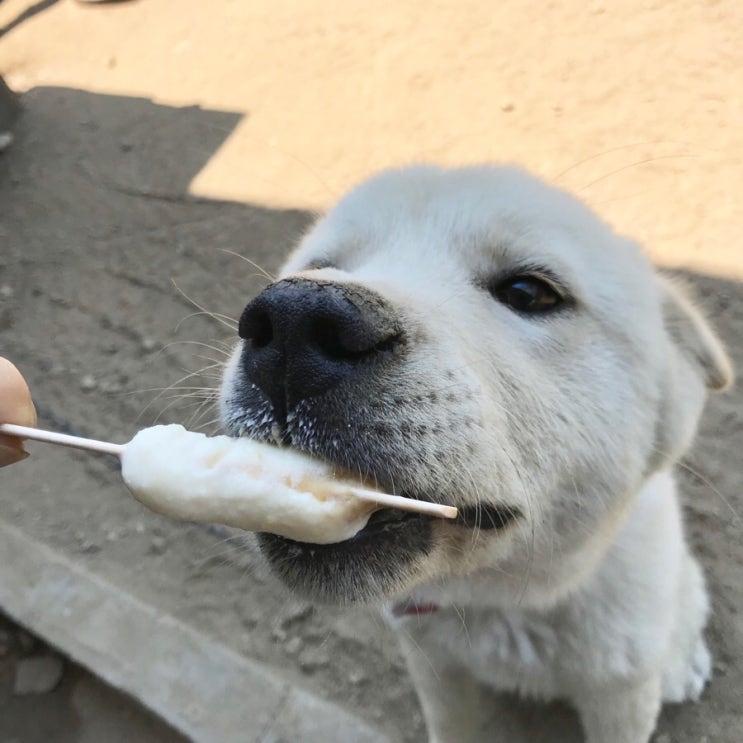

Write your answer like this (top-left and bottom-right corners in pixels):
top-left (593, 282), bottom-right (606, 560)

top-left (219, 165), bottom-right (732, 743)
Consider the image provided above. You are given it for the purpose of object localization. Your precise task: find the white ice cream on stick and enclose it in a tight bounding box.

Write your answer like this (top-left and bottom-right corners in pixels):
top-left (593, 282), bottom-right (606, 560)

top-left (122, 425), bottom-right (384, 543)
top-left (0, 422), bottom-right (457, 544)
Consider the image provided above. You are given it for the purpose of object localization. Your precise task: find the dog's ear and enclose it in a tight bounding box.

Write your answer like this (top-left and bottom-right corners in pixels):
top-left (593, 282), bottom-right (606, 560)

top-left (658, 275), bottom-right (733, 392)
top-left (648, 275), bottom-right (733, 472)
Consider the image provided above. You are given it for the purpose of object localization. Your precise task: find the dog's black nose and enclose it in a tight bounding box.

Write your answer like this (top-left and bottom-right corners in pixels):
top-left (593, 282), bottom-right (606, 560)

top-left (238, 279), bottom-right (401, 422)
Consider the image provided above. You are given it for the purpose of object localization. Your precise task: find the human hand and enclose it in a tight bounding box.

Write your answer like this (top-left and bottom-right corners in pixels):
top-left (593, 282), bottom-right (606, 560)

top-left (0, 357), bottom-right (37, 466)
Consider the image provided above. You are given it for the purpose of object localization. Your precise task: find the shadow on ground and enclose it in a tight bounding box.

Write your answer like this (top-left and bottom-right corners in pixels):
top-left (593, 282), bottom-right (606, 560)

top-left (0, 86), bottom-right (740, 743)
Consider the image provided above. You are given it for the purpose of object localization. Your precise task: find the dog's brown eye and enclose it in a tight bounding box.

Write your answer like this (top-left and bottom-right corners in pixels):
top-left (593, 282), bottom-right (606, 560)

top-left (492, 276), bottom-right (563, 314)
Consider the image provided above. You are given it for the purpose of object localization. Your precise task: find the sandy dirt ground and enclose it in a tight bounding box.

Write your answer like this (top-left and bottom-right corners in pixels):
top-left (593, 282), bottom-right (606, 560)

top-left (0, 0), bottom-right (742, 741)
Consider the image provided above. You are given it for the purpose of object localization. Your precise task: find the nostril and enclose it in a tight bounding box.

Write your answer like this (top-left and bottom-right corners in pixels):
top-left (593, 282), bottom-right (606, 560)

top-left (239, 309), bottom-right (273, 349)
top-left (311, 318), bottom-right (401, 361)
top-left (312, 318), bottom-right (351, 360)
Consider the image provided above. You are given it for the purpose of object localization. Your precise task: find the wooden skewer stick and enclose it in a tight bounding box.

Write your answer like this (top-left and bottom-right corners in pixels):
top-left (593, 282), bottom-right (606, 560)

top-left (0, 423), bottom-right (125, 457)
top-left (0, 423), bottom-right (458, 520)
top-left (349, 487), bottom-right (457, 519)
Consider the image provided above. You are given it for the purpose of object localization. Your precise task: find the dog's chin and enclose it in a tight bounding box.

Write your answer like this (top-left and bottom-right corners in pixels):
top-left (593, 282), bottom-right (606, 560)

top-left (257, 509), bottom-right (433, 604)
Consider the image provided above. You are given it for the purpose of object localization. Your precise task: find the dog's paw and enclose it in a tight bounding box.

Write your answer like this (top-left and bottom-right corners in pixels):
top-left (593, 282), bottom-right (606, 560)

top-left (684, 639), bottom-right (712, 701)
top-left (662, 637), bottom-right (711, 703)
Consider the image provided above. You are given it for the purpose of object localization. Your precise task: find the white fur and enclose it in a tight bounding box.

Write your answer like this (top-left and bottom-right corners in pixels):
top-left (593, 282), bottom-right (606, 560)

top-left (222, 164), bottom-right (732, 742)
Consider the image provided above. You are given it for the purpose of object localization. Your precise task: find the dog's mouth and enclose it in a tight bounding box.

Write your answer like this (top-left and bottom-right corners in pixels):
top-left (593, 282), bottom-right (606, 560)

top-left (349, 505), bottom-right (422, 537)
top-left (256, 502), bottom-right (519, 604)
top-left (256, 491), bottom-right (520, 603)
top-left (263, 506), bottom-right (424, 551)
top-left (224, 421), bottom-right (520, 601)
top-left (256, 506), bottom-right (433, 603)
top-left (313, 502), bottom-right (520, 541)
top-left (259, 500), bottom-right (519, 549)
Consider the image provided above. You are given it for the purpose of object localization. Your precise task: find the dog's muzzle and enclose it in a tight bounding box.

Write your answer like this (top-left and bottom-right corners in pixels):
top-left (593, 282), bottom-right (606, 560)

top-left (227, 277), bottom-right (522, 602)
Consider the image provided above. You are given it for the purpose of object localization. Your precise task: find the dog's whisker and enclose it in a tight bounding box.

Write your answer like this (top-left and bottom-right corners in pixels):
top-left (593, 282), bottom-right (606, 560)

top-left (576, 154), bottom-right (698, 195)
top-left (175, 309), bottom-right (239, 333)
top-left (192, 354), bottom-right (229, 371)
top-left (160, 387), bottom-right (220, 397)
top-left (124, 364), bottom-right (224, 397)
top-left (157, 339), bottom-right (234, 358)
top-left (149, 395), bottom-right (213, 426)
top-left (135, 388), bottom-right (218, 419)
top-left (219, 249), bottom-right (276, 283)
top-left (550, 140), bottom-right (698, 184)
top-left (188, 402), bottom-right (220, 430)
top-left (394, 623), bottom-right (441, 683)
top-left (129, 363), bottom-right (222, 395)
top-left (648, 444), bottom-right (741, 524)
top-left (144, 386), bottom-right (220, 395)
top-left (131, 361), bottom-right (224, 422)
top-left (171, 280), bottom-right (238, 332)
top-left (192, 410), bottom-right (220, 429)
top-left (452, 604), bottom-right (472, 649)
top-left (184, 398), bottom-right (218, 427)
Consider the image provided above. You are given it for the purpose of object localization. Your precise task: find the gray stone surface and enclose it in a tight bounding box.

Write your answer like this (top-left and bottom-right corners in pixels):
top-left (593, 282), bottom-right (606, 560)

top-left (0, 610), bottom-right (187, 743)
top-left (0, 75), bottom-right (19, 127)
top-left (0, 75), bottom-right (19, 150)
top-left (0, 520), bottom-right (384, 742)
top-left (13, 654), bottom-right (65, 694)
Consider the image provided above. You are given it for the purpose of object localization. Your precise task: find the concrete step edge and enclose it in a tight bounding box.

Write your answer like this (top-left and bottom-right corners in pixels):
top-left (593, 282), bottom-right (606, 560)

top-left (0, 519), bottom-right (384, 743)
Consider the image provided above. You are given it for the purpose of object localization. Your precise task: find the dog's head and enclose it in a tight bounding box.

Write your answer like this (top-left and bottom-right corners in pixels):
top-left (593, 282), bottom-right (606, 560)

top-left (220, 165), bottom-right (732, 605)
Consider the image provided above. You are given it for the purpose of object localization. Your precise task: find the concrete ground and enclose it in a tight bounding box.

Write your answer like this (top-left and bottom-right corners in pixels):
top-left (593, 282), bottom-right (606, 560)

top-left (0, 611), bottom-right (186, 743)
top-left (0, 0), bottom-right (741, 741)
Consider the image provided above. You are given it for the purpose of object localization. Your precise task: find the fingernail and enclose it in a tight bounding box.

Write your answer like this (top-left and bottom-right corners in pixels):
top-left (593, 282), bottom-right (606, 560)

top-left (12, 400), bottom-right (37, 428)
top-left (24, 400), bottom-right (38, 428)
top-left (0, 444), bottom-right (29, 467)
top-left (0, 357), bottom-right (36, 427)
